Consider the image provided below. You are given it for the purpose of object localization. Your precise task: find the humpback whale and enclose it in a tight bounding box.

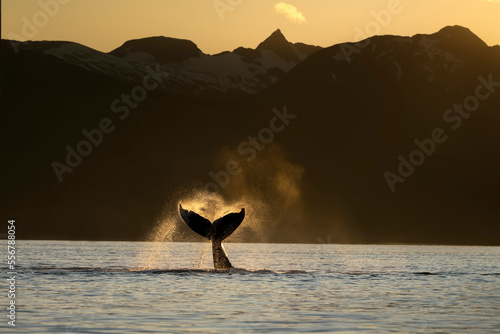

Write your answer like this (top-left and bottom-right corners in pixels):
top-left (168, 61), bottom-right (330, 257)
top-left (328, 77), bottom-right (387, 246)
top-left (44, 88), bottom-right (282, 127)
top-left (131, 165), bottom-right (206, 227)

top-left (179, 204), bottom-right (245, 270)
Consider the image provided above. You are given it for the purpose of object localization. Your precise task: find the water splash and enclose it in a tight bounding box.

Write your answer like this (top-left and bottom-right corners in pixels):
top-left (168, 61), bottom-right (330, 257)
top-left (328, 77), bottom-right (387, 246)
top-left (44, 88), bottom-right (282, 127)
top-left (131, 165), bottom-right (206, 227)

top-left (178, 190), bottom-right (272, 243)
top-left (138, 215), bottom-right (179, 270)
top-left (137, 151), bottom-right (305, 270)
top-left (193, 242), bottom-right (211, 269)
top-left (136, 190), bottom-right (272, 270)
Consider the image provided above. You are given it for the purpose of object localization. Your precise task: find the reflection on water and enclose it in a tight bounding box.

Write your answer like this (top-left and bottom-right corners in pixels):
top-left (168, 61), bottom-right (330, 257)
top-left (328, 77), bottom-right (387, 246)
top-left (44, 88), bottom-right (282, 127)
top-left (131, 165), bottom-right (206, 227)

top-left (7, 241), bottom-right (500, 333)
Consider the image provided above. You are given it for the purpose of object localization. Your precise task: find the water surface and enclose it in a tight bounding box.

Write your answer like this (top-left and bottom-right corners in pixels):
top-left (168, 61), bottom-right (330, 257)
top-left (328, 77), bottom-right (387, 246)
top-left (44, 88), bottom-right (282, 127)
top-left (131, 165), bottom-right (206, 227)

top-left (2, 241), bottom-right (499, 333)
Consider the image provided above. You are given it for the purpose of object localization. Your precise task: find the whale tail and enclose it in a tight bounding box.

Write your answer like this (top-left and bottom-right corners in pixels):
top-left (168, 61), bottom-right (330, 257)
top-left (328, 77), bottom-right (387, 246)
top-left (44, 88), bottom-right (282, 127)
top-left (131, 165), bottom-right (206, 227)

top-left (179, 204), bottom-right (245, 269)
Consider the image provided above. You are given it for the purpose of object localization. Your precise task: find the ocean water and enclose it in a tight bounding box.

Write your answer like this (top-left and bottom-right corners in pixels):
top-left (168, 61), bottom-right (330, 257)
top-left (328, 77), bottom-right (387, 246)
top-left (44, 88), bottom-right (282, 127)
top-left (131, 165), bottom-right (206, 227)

top-left (2, 241), bottom-right (499, 333)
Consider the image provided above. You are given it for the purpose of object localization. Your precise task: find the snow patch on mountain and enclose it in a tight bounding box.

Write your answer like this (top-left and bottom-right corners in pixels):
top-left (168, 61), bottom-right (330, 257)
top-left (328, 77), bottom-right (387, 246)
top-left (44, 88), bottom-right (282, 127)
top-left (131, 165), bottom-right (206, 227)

top-left (44, 42), bottom-right (150, 82)
top-left (39, 31), bottom-right (318, 97)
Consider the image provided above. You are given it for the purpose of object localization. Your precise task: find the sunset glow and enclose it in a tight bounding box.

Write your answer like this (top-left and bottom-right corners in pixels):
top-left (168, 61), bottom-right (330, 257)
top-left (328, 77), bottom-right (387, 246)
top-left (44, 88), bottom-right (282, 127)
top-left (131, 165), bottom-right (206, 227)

top-left (2, 0), bottom-right (499, 54)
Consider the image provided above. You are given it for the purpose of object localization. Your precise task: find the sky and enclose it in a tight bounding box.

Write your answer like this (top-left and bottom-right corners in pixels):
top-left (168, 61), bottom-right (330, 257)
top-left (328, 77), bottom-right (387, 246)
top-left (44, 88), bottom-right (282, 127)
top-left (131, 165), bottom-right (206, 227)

top-left (2, 0), bottom-right (499, 54)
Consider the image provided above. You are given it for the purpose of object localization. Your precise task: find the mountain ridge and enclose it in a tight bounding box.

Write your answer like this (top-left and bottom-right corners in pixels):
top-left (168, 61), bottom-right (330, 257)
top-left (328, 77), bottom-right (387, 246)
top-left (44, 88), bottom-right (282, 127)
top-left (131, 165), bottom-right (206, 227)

top-left (2, 25), bottom-right (494, 99)
top-left (110, 36), bottom-right (203, 63)
top-left (2, 25), bottom-right (500, 244)
top-left (8, 28), bottom-right (320, 97)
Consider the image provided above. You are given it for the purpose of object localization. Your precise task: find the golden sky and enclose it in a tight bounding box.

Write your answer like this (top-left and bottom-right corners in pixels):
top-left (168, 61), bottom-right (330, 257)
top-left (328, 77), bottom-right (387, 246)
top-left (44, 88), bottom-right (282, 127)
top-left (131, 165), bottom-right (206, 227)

top-left (2, 0), bottom-right (499, 54)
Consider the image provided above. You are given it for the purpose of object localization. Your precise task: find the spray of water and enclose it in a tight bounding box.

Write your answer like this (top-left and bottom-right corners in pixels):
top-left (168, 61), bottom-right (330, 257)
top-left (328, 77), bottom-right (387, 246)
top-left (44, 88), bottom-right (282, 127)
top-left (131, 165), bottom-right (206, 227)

top-left (178, 190), bottom-right (272, 242)
top-left (136, 190), bottom-right (273, 270)
top-left (193, 242), bottom-right (211, 268)
top-left (138, 213), bottom-right (179, 270)
top-left (137, 143), bottom-right (306, 269)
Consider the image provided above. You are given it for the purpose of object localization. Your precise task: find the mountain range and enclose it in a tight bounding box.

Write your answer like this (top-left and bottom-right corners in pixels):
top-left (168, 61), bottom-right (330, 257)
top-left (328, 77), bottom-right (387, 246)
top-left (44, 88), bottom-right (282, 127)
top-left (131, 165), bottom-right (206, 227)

top-left (3, 29), bottom-right (320, 98)
top-left (2, 26), bottom-right (499, 245)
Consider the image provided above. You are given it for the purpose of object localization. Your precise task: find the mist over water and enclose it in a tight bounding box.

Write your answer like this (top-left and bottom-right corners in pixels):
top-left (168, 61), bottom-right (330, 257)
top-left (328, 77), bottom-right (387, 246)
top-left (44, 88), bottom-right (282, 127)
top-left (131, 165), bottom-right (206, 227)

top-left (140, 190), bottom-right (272, 269)
top-left (180, 191), bottom-right (272, 241)
top-left (140, 144), bottom-right (308, 269)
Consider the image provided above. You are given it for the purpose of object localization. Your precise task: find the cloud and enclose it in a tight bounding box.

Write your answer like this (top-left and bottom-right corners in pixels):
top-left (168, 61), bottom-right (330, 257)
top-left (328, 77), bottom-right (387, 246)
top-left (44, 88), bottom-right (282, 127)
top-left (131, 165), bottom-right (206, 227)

top-left (274, 2), bottom-right (307, 24)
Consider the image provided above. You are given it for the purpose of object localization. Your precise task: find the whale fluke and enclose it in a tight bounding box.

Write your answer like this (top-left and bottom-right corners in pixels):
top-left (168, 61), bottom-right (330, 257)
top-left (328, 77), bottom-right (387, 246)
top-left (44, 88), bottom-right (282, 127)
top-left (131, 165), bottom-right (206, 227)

top-left (212, 210), bottom-right (245, 241)
top-left (179, 204), bottom-right (245, 269)
top-left (179, 205), bottom-right (213, 239)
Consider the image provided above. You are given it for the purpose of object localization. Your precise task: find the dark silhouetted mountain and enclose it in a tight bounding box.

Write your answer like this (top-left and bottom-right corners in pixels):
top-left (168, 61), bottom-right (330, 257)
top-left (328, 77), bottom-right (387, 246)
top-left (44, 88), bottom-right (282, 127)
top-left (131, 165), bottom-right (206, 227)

top-left (1, 30), bottom-right (321, 98)
top-left (257, 25), bottom-right (500, 244)
top-left (257, 28), bottom-right (300, 62)
top-left (110, 36), bottom-right (203, 63)
top-left (293, 42), bottom-right (322, 58)
top-left (256, 29), bottom-right (321, 62)
top-left (2, 26), bottom-right (499, 245)
top-left (434, 25), bottom-right (488, 50)
top-left (232, 47), bottom-right (261, 61)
